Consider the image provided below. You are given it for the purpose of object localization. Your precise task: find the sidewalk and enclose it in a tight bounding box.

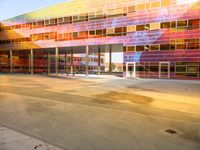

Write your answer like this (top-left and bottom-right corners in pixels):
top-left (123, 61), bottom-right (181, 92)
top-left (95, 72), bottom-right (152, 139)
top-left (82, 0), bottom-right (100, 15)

top-left (0, 126), bottom-right (62, 150)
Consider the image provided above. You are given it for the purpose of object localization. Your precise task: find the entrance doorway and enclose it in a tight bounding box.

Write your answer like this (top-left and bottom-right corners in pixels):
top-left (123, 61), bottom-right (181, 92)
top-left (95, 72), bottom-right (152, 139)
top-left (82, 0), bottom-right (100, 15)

top-left (126, 62), bottom-right (136, 78)
top-left (159, 62), bottom-right (170, 78)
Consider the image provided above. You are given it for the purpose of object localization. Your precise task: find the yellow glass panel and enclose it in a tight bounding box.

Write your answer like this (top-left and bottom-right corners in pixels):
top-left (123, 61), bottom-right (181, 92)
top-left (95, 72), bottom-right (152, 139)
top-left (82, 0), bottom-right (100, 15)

top-left (106, 28), bottom-right (115, 34)
top-left (136, 4), bottom-right (146, 11)
top-left (146, 3), bottom-right (150, 10)
top-left (151, 1), bottom-right (161, 9)
top-left (161, 0), bottom-right (171, 7)
top-left (150, 22), bottom-right (160, 30)
top-left (127, 25), bottom-right (136, 32)
top-left (115, 8), bottom-right (124, 14)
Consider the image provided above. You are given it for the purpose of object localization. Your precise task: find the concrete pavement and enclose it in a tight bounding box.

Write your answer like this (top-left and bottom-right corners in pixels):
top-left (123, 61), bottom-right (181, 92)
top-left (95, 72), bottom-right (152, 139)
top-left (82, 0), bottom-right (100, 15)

top-left (0, 74), bottom-right (200, 150)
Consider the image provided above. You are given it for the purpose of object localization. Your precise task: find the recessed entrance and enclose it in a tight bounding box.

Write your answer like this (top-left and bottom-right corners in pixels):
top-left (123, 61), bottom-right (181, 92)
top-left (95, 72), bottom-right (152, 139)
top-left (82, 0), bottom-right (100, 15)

top-left (159, 62), bottom-right (170, 79)
top-left (126, 62), bottom-right (136, 78)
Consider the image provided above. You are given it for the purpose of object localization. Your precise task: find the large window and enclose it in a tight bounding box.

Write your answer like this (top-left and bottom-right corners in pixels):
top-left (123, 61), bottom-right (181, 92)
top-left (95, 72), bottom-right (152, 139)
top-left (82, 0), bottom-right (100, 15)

top-left (136, 46), bottom-right (145, 51)
top-left (126, 46), bottom-right (135, 52)
top-left (175, 62), bottom-right (199, 77)
top-left (136, 24), bottom-right (149, 31)
top-left (160, 44), bottom-right (170, 50)
top-left (127, 25), bottom-right (136, 32)
top-left (150, 44), bottom-right (159, 51)
top-left (161, 22), bottom-right (170, 28)
top-left (177, 20), bottom-right (188, 28)
top-left (188, 19), bottom-right (199, 30)
top-left (150, 22), bottom-right (160, 30)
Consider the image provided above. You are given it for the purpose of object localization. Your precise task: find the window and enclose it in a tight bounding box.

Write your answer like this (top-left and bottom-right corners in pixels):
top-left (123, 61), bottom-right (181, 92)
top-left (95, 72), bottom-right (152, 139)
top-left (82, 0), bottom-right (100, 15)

top-left (187, 66), bottom-right (198, 73)
top-left (151, 1), bottom-right (161, 9)
top-left (188, 19), bottom-right (199, 29)
top-left (31, 35), bottom-right (38, 41)
top-left (161, 0), bottom-right (171, 7)
top-left (79, 14), bottom-right (88, 21)
top-left (161, 22), bottom-right (170, 28)
top-left (89, 30), bottom-right (95, 37)
top-left (49, 19), bottom-right (56, 25)
top-left (73, 32), bottom-right (79, 39)
top-left (58, 17), bottom-right (63, 23)
top-left (72, 15), bottom-right (79, 22)
top-left (32, 22), bottom-right (37, 28)
top-left (171, 21), bottom-right (176, 28)
top-left (115, 7), bottom-right (124, 16)
top-left (45, 20), bottom-right (50, 25)
top-left (136, 25), bottom-right (145, 31)
top-left (136, 24), bottom-right (149, 31)
top-left (187, 39), bottom-right (199, 49)
top-left (37, 21), bottom-right (44, 27)
top-left (127, 25), bottom-right (136, 32)
top-left (170, 44), bottom-right (176, 50)
top-left (79, 31), bottom-right (88, 39)
top-left (150, 22), bottom-right (160, 30)
top-left (106, 28), bottom-right (115, 35)
top-left (160, 44), bottom-right (170, 50)
top-left (96, 11), bottom-right (104, 19)
top-left (115, 27), bottom-right (123, 35)
top-left (64, 16), bottom-right (72, 23)
top-left (88, 12), bottom-right (96, 20)
top-left (96, 30), bottom-right (103, 36)
top-left (150, 44), bottom-right (159, 51)
top-left (177, 20), bottom-right (188, 27)
top-left (128, 5), bottom-right (136, 13)
top-left (136, 4), bottom-right (146, 11)
top-left (176, 43), bottom-right (187, 50)
top-left (127, 46), bottom-right (135, 52)
top-left (44, 33), bottom-right (50, 40)
top-left (136, 46), bottom-right (145, 51)
top-left (176, 66), bottom-right (187, 73)
top-left (107, 9), bottom-right (114, 17)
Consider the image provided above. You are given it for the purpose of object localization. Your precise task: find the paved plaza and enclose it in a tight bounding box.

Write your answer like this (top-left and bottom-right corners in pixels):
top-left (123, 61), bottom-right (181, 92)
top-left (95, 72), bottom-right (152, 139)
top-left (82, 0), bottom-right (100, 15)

top-left (0, 74), bottom-right (200, 150)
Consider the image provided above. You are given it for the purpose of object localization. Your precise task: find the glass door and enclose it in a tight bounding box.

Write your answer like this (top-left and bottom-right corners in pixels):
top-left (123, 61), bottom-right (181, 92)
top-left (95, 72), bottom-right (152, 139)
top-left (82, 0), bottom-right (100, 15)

top-left (159, 62), bottom-right (170, 78)
top-left (126, 62), bottom-right (136, 78)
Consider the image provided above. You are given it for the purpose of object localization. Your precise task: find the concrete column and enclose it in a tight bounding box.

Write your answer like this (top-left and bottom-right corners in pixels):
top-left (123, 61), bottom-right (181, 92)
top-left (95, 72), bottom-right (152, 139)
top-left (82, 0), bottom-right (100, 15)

top-left (85, 45), bottom-right (89, 77)
top-left (98, 45), bottom-right (101, 76)
top-left (55, 47), bottom-right (58, 74)
top-left (70, 48), bottom-right (74, 75)
top-left (30, 49), bottom-right (33, 74)
top-left (9, 50), bottom-right (13, 74)
top-left (47, 52), bottom-right (50, 74)
top-left (109, 45), bottom-right (112, 74)
top-left (64, 52), bottom-right (67, 74)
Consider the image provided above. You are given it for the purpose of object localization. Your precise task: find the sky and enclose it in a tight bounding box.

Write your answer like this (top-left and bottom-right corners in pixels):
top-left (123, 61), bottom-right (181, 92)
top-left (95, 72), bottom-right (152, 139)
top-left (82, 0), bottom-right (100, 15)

top-left (0, 0), bottom-right (69, 21)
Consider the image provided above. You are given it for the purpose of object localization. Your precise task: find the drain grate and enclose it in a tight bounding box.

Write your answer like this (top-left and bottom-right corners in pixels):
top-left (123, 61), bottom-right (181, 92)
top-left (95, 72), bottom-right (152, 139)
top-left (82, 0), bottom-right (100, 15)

top-left (165, 129), bottom-right (177, 134)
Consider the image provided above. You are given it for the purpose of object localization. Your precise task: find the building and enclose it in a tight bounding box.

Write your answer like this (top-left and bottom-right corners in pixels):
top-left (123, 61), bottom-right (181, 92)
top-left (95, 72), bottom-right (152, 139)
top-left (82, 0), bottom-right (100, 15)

top-left (0, 0), bottom-right (200, 79)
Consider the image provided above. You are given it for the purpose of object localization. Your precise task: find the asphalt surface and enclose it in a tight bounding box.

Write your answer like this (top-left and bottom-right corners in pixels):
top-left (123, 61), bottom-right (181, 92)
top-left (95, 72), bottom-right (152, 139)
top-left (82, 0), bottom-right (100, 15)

top-left (0, 74), bottom-right (200, 150)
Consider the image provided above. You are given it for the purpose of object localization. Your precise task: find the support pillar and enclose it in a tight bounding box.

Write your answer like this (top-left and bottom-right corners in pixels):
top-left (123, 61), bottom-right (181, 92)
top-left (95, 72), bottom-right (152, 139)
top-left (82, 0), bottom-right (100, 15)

top-left (70, 48), bottom-right (74, 76)
top-left (47, 52), bottom-right (50, 74)
top-left (98, 45), bottom-right (101, 76)
top-left (65, 52), bottom-right (67, 74)
top-left (85, 45), bottom-right (89, 77)
top-left (30, 49), bottom-right (33, 74)
top-left (55, 47), bottom-right (58, 74)
top-left (109, 45), bottom-right (112, 74)
top-left (9, 50), bottom-right (13, 74)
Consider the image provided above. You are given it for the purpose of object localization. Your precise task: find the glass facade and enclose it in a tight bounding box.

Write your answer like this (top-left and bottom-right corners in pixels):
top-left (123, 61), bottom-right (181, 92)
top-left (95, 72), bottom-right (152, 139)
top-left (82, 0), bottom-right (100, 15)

top-left (0, 0), bottom-right (200, 79)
